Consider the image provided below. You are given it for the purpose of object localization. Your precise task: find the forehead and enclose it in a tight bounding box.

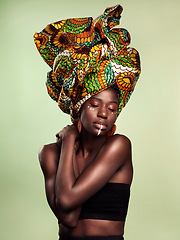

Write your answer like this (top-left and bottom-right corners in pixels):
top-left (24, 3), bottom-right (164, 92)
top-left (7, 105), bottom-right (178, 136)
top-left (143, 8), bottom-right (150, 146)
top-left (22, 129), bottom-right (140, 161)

top-left (91, 88), bottom-right (119, 103)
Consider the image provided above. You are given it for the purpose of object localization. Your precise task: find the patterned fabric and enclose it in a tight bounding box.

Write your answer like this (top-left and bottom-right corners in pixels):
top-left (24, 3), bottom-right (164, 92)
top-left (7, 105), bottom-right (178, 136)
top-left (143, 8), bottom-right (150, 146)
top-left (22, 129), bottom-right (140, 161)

top-left (34, 5), bottom-right (141, 123)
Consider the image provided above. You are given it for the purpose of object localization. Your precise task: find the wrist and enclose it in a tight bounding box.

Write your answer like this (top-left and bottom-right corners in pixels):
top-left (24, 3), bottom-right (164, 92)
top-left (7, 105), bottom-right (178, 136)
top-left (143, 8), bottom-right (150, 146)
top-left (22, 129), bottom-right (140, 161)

top-left (62, 133), bottom-right (76, 143)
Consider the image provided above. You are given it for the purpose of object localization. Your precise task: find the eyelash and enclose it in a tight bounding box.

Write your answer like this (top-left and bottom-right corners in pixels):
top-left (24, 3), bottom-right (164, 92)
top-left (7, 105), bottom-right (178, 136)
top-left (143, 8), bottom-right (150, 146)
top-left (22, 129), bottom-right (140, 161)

top-left (90, 103), bottom-right (99, 108)
top-left (108, 108), bottom-right (115, 112)
top-left (90, 104), bottom-right (116, 112)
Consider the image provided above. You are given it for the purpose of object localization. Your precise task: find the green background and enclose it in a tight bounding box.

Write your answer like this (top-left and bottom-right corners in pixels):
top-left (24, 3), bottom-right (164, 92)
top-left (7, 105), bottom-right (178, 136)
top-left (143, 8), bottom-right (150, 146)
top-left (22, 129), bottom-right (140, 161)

top-left (0, 0), bottom-right (180, 239)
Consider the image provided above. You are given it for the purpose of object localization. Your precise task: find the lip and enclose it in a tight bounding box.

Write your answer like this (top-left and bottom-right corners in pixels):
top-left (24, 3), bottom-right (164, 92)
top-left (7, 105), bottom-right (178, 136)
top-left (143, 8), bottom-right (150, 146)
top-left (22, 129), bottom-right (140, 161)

top-left (93, 122), bottom-right (107, 130)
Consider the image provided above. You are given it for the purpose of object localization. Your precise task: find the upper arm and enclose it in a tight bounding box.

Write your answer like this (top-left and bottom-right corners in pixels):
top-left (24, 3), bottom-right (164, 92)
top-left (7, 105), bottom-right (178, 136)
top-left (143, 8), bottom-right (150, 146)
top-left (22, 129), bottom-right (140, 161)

top-left (109, 134), bottom-right (133, 183)
top-left (38, 143), bottom-right (60, 206)
top-left (38, 143), bottom-right (81, 227)
top-left (39, 143), bottom-right (60, 178)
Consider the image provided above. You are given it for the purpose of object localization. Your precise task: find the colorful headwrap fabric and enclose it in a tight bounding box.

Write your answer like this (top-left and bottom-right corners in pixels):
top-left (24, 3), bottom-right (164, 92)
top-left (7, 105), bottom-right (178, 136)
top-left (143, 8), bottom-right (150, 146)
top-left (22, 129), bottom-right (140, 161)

top-left (34, 5), bottom-right (141, 123)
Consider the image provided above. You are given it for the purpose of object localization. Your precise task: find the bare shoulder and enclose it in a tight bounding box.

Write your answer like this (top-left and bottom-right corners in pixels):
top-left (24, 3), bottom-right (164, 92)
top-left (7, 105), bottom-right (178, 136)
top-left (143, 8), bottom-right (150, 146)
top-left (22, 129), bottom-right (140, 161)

top-left (39, 143), bottom-right (60, 160)
top-left (38, 143), bottom-right (60, 177)
top-left (106, 135), bottom-right (133, 184)
top-left (104, 134), bottom-right (132, 165)
top-left (111, 134), bottom-right (131, 143)
top-left (107, 134), bottom-right (131, 152)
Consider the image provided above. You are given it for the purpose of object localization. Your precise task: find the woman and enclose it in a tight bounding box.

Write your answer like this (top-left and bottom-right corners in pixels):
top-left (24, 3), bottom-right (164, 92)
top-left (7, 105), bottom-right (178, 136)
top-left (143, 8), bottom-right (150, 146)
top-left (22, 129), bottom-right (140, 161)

top-left (34, 5), bottom-right (141, 240)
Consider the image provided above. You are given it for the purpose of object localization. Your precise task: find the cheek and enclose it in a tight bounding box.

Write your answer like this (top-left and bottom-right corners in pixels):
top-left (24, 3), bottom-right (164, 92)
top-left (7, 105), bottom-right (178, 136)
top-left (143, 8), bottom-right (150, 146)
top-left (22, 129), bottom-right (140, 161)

top-left (111, 111), bottom-right (117, 116)
top-left (109, 112), bottom-right (118, 124)
top-left (80, 105), bottom-right (100, 130)
top-left (87, 105), bottom-right (96, 111)
top-left (80, 107), bottom-right (94, 124)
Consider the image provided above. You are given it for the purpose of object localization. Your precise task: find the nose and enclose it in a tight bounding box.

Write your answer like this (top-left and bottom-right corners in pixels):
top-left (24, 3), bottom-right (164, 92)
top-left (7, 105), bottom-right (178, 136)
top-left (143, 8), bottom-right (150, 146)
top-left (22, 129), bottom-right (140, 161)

top-left (97, 105), bottom-right (107, 119)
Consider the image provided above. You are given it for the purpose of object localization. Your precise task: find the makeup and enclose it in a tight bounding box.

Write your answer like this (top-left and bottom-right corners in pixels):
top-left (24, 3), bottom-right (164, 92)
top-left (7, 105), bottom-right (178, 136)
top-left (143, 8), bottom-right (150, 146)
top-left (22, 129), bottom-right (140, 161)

top-left (97, 124), bottom-right (103, 136)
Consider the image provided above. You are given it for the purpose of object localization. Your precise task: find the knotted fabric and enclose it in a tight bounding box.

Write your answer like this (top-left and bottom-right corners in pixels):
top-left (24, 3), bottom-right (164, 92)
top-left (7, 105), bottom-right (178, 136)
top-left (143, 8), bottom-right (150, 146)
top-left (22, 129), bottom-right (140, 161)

top-left (34, 5), bottom-right (141, 123)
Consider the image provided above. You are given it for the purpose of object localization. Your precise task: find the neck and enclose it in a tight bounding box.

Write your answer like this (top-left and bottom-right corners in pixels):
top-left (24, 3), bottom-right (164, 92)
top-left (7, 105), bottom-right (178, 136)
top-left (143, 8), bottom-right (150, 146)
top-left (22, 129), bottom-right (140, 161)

top-left (79, 129), bottom-right (107, 158)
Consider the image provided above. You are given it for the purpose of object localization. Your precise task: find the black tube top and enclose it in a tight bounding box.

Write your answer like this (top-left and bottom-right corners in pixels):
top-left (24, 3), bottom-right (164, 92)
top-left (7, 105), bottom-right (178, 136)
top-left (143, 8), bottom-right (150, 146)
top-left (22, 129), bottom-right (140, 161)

top-left (79, 183), bottom-right (130, 221)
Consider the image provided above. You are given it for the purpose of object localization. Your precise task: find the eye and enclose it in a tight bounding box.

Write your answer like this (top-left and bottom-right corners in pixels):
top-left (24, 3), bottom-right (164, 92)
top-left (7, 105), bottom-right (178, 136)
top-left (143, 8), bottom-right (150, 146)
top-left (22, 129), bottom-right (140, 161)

top-left (108, 104), bottom-right (118, 113)
top-left (91, 104), bottom-right (99, 108)
top-left (88, 100), bottom-right (100, 108)
top-left (108, 108), bottom-right (115, 112)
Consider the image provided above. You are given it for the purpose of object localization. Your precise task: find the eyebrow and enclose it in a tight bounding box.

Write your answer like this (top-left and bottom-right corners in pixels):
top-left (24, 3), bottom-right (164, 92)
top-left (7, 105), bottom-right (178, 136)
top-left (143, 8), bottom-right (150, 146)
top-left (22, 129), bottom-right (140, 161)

top-left (91, 97), bottom-right (118, 105)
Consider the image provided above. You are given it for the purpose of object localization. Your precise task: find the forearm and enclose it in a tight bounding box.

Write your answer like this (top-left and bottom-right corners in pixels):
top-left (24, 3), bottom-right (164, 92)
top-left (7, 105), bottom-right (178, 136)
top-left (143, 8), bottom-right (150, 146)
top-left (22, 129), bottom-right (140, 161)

top-left (45, 177), bottom-right (81, 228)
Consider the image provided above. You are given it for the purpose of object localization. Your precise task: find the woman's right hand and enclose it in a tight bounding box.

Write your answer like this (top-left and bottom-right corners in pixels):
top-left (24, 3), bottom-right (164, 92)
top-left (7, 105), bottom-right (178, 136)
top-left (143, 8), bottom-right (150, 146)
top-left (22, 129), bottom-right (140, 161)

top-left (56, 125), bottom-right (79, 142)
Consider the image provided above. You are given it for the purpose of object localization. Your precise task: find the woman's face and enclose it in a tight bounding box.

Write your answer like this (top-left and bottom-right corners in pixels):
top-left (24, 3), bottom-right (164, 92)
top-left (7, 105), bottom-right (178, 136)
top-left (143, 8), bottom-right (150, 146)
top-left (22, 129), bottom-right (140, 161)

top-left (80, 88), bottom-right (119, 136)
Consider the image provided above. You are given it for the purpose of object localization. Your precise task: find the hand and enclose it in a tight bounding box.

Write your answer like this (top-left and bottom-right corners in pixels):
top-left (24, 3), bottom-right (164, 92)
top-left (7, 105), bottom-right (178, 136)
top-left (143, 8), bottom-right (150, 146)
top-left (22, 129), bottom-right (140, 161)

top-left (56, 125), bottom-right (79, 142)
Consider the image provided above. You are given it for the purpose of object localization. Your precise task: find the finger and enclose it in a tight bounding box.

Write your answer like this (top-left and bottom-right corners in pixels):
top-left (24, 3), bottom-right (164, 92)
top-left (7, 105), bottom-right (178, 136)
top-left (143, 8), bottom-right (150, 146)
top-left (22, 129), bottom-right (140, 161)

top-left (56, 135), bottom-right (60, 140)
top-left (56, 137), bottom-right (62, 146)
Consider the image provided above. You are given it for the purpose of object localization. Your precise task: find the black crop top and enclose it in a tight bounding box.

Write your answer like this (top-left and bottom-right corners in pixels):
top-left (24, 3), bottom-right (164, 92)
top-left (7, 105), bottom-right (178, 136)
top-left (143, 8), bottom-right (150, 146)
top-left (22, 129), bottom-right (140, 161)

top-left (79, 183), bottom-right (130, 221)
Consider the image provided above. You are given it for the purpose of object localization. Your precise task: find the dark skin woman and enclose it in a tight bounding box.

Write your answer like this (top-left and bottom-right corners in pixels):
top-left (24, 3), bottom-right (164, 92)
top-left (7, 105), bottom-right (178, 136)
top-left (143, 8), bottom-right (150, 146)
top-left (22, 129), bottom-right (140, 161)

top-left (39, 87), bottom-right (133, 238)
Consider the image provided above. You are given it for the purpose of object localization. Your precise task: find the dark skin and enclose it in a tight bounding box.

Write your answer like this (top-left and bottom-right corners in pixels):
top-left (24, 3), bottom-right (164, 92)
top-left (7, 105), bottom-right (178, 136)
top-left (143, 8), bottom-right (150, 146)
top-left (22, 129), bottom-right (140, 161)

top-left (39, 88), bottom-right (133, 237)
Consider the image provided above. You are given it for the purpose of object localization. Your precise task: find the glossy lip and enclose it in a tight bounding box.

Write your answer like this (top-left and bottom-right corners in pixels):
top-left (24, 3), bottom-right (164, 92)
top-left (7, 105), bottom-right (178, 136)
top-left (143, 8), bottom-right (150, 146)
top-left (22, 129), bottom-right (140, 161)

top-left (93, 122), bottom-right (107, 130)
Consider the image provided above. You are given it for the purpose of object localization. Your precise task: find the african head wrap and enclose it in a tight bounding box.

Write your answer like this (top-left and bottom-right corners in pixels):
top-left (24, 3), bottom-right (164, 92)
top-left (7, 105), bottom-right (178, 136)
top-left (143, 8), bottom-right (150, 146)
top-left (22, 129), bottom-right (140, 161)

top-left (34, 5), bottom-right (141, 123)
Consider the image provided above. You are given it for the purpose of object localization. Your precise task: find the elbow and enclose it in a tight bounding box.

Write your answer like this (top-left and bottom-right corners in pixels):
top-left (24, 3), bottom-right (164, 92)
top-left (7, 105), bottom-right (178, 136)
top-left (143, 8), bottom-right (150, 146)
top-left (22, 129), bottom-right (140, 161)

top-left (55, 195), bottom-right (74, 212)
top-left (56, 198), bottom-right (79, 228)
top-left (61, 216), bottom-right (78, 228)
top-left (66, 219), bottom-right (78, 228)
